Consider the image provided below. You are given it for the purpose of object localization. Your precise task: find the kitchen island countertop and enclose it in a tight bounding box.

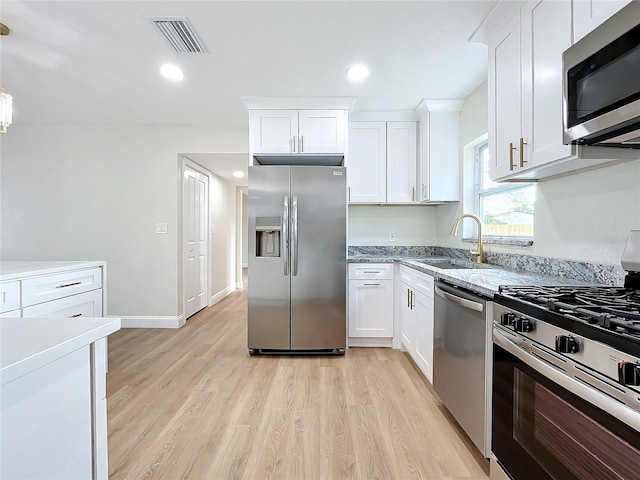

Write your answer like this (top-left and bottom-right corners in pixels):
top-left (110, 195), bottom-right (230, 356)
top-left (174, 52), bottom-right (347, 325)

top-left (348, 254), bottom-right (599, 298)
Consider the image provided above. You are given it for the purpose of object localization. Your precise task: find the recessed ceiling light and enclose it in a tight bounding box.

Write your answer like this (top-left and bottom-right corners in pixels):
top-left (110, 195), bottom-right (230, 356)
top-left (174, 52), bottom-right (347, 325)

top-left (232, 171), bottom-right (245, 178)
top-left (347, 64), bottom-right (369, 83)
top-left (160, 63), bottom-right (184, 82)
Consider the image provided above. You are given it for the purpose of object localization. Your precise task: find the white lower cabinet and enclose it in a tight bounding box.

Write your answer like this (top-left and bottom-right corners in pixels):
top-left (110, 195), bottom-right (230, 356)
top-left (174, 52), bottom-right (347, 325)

top-left (348, 263), bottom-right (394, 347)
top-left (399, 266), bottom-right (435, 383)
top-left (22, 289), bottom-right (103, 318)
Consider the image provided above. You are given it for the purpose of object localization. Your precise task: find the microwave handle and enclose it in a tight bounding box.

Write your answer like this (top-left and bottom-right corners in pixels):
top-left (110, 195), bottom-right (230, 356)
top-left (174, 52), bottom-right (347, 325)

top-left (493, 329), bottom-right (640, 433)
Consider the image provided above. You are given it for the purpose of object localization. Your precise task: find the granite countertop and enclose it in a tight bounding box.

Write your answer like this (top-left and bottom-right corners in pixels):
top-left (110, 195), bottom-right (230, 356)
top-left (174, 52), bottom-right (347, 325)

top-left (348, 254), bottom-right (600, 298)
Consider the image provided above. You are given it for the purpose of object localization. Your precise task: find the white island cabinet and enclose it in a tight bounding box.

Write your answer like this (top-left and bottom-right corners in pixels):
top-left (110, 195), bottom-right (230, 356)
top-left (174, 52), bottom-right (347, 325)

top-left (0, 316), bottom-right (121, 480)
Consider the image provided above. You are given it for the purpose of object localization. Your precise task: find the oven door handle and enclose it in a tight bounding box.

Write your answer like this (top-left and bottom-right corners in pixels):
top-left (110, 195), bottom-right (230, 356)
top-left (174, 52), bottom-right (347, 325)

top-left (493, 329), bottom-right (640, 433)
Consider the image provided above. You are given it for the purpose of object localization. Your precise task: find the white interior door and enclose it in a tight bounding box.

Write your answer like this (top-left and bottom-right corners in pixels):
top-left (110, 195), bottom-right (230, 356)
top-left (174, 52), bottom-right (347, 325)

top-left (184, 163), bottom-right (209, 319)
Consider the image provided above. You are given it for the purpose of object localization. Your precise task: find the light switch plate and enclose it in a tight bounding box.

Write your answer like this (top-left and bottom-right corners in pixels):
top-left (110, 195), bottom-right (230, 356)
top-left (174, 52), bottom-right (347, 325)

top-left (156, 223), bottom-right (168, 234)
top-left (388, 232), bottom-right (396, 242)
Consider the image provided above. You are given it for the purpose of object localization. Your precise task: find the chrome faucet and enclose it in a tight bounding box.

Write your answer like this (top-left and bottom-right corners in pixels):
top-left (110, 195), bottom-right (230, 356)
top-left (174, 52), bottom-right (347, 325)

top-left (450, 214), bottom-right (484, 264)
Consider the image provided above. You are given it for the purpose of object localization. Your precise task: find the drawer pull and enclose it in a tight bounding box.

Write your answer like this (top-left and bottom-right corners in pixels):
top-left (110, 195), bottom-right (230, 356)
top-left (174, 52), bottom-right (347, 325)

top-left (70, 313), bottom-right (83, 318)
top-left (362, 270), bottom-right (381, 274)
top-left (56, 281), bottom-right (82, 289)
top-left (364, 283), bottom-right (380, 286)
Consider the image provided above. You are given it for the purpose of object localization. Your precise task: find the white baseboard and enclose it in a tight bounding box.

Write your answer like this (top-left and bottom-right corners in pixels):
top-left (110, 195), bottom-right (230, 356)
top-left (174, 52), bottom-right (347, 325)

top-left (236, 281), bottom-right (243, 289)
top-left (210, 284), bottom-right (236, 306)
top-left (348, 337), bottom-right (393, 348)
top-left (242, 262), bottom-right (248, 268)
top-left (119, 314), bottom-right (186, 329)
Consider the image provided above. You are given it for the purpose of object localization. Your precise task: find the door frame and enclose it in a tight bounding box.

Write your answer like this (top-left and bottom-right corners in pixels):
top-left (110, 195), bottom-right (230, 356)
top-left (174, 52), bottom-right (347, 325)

top-left (181, 156), bottom-right (213, 319)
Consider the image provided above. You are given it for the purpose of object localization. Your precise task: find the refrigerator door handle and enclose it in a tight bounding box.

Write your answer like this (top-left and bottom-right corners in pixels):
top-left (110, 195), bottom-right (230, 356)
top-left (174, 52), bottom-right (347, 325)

top-left (292, 195), bottom-right (298, 276)
top-left (283, 196), bottom-right (290, 276)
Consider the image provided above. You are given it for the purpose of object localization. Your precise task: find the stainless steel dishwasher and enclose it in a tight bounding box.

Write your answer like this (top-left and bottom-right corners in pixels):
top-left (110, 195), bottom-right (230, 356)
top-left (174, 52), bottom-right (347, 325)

top-left (433, 280), bottom-right (492, 458)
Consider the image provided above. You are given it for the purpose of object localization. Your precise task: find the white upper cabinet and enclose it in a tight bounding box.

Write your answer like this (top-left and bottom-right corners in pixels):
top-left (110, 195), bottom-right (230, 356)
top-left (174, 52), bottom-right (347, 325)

top-left (250, 109), bottom-right (345, 155)
top-left (521, 0), bottom-right (573, 167)
top-left (573, 0), bottom-right (633, 43)
top-left (348, 122), bottom-right (387, 203)
top-left (297, 110), bottom-right (346, 154)
top-left (346, 119), bottom-right (418, 204)
top-left (415, 100), bottom-right (462, 202)
top-left (488, 10), bottom-right (524, 180)
top-left (387, 122), bottom-right (417, 203)
top-left (484, 0), bottom-right (634, 182)
top-left (250, 110), bottom-right (298, 154)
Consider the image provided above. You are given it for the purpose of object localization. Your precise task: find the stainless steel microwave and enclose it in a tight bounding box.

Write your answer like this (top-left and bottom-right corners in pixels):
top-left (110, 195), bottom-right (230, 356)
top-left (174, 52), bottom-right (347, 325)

top-left (563, 2), bottom-right (640, 149)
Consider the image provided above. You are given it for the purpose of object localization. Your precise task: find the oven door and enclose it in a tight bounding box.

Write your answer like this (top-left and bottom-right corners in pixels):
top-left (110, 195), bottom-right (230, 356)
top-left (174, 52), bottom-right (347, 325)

top-left (492, 330), bottom-right (640, 480)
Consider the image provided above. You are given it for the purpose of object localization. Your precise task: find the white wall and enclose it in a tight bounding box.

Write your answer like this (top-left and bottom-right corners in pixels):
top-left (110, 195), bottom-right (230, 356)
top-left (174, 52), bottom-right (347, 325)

top-left (435, 80), bottom-right (640, 265)
top-left (348, 205), bottom-right (438, 246)
top-left (209, 173), bottom-right (237, 300)
top-left (1, 125), bottom-right (247, 319)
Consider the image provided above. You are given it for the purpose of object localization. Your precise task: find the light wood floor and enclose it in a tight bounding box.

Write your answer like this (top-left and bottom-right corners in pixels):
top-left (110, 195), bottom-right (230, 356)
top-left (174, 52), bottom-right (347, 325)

top-left (107, 284), bottom-right (489, 480)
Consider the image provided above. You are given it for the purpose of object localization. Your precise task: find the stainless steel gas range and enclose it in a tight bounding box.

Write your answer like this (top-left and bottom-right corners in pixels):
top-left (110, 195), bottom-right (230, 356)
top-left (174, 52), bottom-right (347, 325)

top-left (491, 282), bottom-right (640, 480)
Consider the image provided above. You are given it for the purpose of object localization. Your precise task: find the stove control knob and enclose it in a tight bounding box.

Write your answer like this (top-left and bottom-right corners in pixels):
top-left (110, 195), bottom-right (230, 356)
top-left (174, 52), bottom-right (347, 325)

top-left (500, 312), bottom-right (515, 326)
top-left (514, 317), bottom-right (534, 333)
top-left (555, 335), bottom-right (580, 354)
top-left (618, 362), bottom-right (640, 386)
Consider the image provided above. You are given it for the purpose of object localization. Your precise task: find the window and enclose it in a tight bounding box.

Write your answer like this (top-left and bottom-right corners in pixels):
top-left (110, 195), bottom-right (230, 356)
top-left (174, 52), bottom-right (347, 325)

top-left (476, 142), bottom-right (535, 238)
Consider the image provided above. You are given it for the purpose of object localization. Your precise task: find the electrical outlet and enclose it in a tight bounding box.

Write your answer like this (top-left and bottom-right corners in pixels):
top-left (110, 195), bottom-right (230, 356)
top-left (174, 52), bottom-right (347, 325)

top-left (156, 223), bottom-right (168, 234)
top-left (388, 231), bottom-right (396, 242)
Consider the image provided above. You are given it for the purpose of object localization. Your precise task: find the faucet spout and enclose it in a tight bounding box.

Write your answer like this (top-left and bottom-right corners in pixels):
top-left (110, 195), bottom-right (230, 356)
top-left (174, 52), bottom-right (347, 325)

top-left (449, 214), bottom-right (484, 263)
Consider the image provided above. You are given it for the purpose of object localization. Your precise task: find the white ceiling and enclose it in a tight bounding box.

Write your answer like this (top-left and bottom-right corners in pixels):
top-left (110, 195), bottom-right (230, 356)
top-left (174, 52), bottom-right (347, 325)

top-left (185, 152), bottom-right (248, 186)
top-left (1, 0), bottom-right (496, 180)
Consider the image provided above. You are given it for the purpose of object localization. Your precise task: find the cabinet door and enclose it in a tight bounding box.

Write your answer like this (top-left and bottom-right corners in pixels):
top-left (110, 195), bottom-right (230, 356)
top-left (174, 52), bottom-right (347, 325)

top-left (22, 289), bottom-right (103, 318)
top-left (386, 122), bottom-right (417, 203)
top-left (250, 110), bottom-right (298, 154)
top-left (348, 279), bottom-right (393, 337)
top-left (0, 346), bottom-right (93, 479)
top-left (348, 122), bottom-right (387, 203)
top-left (573, 0), bottom-right (632, 43)
top-left (0, 280), bottom-right (20, 314)
top-left (298, 110), bottom-right (345, 154)
top-left (521, 0), bottom-right (573, 168)
top-left (488, 11), bottom-right (523, 180)
top-left (413, 291), bottom-right (434, 383)
top-left (399, 282), bottom-right (416, 352)
top-left (422, 112), bottom-right (461, 202)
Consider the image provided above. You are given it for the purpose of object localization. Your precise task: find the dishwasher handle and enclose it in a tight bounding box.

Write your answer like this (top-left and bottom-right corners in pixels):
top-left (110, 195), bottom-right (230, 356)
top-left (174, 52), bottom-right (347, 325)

top-left (435, 285), bottom-right (484, 313)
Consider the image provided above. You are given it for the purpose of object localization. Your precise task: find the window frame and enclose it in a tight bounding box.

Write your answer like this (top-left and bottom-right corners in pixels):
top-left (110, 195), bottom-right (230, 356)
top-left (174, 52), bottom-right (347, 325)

top-left (475, 141), bottom-right (535, 241)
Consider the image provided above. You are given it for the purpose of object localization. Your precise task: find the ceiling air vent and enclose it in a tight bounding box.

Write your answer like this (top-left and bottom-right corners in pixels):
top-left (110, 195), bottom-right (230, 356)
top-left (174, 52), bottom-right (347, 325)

top-left (150, 16), bottom-right (208, 53)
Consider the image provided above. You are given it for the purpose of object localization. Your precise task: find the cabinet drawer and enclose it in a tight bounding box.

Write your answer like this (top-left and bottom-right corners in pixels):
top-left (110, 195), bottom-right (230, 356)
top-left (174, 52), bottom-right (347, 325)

top-left (400, 265), bottom-right (417, 284)
top-left (0, 281), bottom-right (21, 314)
top-left (22, 289), bottom-right (103, 318)
top-left (348, 263), bottom-right (393, 280)
top-left (22, 268), bottom-right (102, 307)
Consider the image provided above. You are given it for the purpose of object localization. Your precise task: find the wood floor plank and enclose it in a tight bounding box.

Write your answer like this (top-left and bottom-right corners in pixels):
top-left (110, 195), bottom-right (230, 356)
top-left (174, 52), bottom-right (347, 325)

top-left (107, 283), bottom-right (489, 479)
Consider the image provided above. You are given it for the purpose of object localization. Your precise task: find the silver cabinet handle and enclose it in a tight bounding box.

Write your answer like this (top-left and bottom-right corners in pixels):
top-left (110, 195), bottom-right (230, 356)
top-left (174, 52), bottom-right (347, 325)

top-left (493, 329), bottom-right (640, 433)
top-left (435, 286), bottom-right (484, 312)
top-left (411, 290), bottom-right (415, 309)
top-left (363, 270), bottom-right (381, 274)
top-left (297, 136), bottom-right (302, 153)
top-left (292, 136), bottom-right (296, 153)
top-left (519, 137), bottom-right (527, 167)
top-left (348, 186), bottom-right (351, 202)
top-left (283, 196), bottom-right (289, 276)
top-left (412, 187), bottom-right (415, 202)
top-left (422, 184), bottom-right (427, 201)
top-left (300, 135), bottom-right (304, 152)
top-left (407, 288), bottom-right (411, 308)
top-left (291, 196), bottom-right (298, 276)
top-left (70, 313), bottom-right (82, 318)
top-left (56, 281), bottom-right (81, 289)
top-left (364, 283), bottom-right (380, 286)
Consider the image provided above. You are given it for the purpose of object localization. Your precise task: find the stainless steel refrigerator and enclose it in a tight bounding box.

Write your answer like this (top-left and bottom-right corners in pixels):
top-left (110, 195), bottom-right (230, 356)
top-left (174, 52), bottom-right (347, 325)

top-left (248, 165), bottom-right (346, 354)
